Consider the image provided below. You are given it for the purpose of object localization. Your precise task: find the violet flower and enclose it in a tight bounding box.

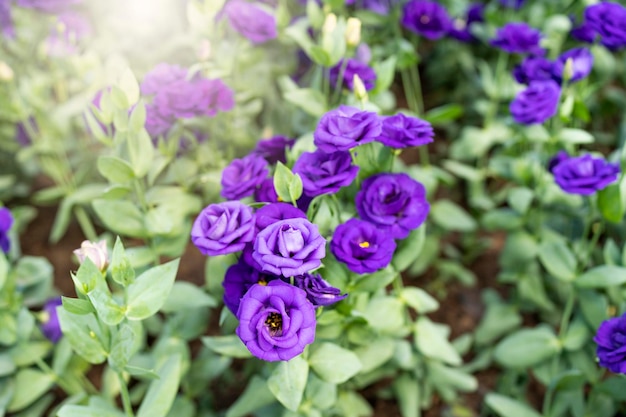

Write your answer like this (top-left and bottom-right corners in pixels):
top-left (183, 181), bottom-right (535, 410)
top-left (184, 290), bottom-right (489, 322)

top-left (376, 113), bottom-right (434, 148)
top-left (223, 260), bottom-right (279, 315)
top-left (329, 59), bottom-right (377, 91)
top-left (221, 154), bottom-right (269, 200)
top-left (0, 207), bottom-right (13, 253)
top-left (448, 3), bottom-right (484, 43)
top-left (401, 0), bottom-right (452, 40)
top-left (552, 47), bottom-right (593, 83)
top-left (222, 0), bottom-right (277, 44)
top-left (41, 298), bottom-right (63, 343)
top-left (552, 154), bottom-right (620, 195)
top-left (292, 150), bottom-right (359, 198)
top-left (584, 2), bottom-right (626, 50)
top-left (512, 56), bottom-right (555, 85)
top-left (252, 135), bottom-right (295, 165)
top-left (491, 22), bottom-right (545, 55)
top-left (314, 105), bottom-right (382, 153)
top-left (594, 312), bottom-right (626, 373)
top-left (509, 80), bottom-right (560, 125)
top-left (293, 273), bottom-right (347, 307)
top-left (191, 201), bottom-right (256, 256)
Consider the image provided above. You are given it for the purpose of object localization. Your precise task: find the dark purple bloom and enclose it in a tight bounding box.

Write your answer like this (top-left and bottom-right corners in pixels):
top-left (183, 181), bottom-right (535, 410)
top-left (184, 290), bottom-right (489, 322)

top-left (221, 154), bottom-right (269, 200)
top-left (547, 150), bottom-right (569, 173)
top-left (223, 261), bottom-right (279, 315)
top-left (570, 20), bottom-right (596, 44)
top-left (499, 0), bottom-right (524, 9)
top-left (585, 2), bottom-right (626, 50)
top-left (553, 47), bottom-right (593, 83)
top-left (513, 56), bottom-right (555, 85)
top-left (255, 177), bottom-right (280, 204)
top-left (355, 173), bottom-right (429, 240)
top-left (314, 105), bottom-right (382, 153)
top-left (401, 0), bottom-right (452, 40)
top-left (41, 298), bottom-right (63, 343)
top-left (510, 80), bottom-right (560, 125)
top-left (255, 203), bottom-right (307, 232)
top-left (191, 201), bottom-right (256, 256)
top-left (293, 273), bottom-right (347, 307)
top-left (552, 154), bottom-right (620, 195)
top-left (253, 217), bottom-right (326, 277)
top-left (491, 22), bottom-right (544, 55)
top-left (0, 207), bottom-right (13, 253)
top-left (448, 3), bottom-right (484, 43)
top-left (594, 312), bottom-right (626, 373)
top-left (0, 0), bottom-right (14, 39)
top-left (329, 59), bottom-right (377, 91)
top-left (292, 150), bottom-right (359, 198)
top-left (253, 135), bottom-right (295, 165)
top-left (376, 113), bottom-right (434, 148)
top-left (17, 0), bottom-right (81, 13)
top-left (331, 218), bottom-right (396, 274)
top-left (222, 0), bottom-right (277, 45)
top-left (236, 280), bottom-right (316, 361)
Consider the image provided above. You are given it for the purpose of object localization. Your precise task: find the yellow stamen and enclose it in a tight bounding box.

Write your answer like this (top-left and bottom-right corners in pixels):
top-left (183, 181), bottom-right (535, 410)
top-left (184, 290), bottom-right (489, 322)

top-left (359, 241), bottom-right (370, 248)
top-left (258, 279), bottom-right (267, 286)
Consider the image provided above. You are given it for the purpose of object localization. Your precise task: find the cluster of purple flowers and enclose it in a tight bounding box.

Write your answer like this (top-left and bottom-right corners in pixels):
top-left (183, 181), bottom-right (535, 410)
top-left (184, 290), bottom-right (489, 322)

top-left (571, 2), bottom-right (626, 50)
top-left (549, 151), bottom-right (620, 196)
top-left (140, 63), bottom-right (235, 137)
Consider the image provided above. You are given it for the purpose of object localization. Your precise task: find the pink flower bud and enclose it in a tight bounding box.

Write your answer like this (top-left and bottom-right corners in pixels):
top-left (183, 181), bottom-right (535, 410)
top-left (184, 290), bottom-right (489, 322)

top-left (73, 240), bottom-right (108, 271)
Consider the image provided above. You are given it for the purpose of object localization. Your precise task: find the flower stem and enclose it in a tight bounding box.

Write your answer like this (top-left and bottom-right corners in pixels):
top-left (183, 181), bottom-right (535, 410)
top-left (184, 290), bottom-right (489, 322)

top-left (117, 372), bottom-right (135, 417)
top-left (74, 205), bottom-right (98, 242)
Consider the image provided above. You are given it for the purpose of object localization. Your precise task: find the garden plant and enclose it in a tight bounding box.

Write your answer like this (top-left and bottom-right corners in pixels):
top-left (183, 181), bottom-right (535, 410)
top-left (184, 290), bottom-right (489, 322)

top-left (1, 0), bottom-right (626, 416)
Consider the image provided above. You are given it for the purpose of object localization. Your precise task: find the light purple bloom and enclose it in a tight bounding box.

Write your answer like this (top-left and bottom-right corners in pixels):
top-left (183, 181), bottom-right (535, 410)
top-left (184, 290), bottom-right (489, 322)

top-left (17, 0), bottom-right (81, 13)
top-left (0, 207), bottom-right (13, 253)
top-left (314, 105), bottom-right (382, 153)
top-left (329, 59), bottom-right (377, 91)
top-left (222, 0), bottom-right (277, 44)
top-left (331, 218), bottom-right (396, 274)
top-left (585, 2), bottom-right (626, 50)
top-left (236, 280), bottom-right (316, 361)
top-left (221, 154), bottom-right (269, 200)
top-left (491, 22), bottom-right (544, 55)
top-left (594, 312), bottom-right (626, 373)
top-left (1, 0), bottom-right (14, 39)
top-left (293, 273), bottom-right (347, 307)
top-left (510, 80), bottom-right (560, 125)
top-left (45, 11), bottom-right (92, 56)
top-left (41, 298), bottom-right (63, 343)
top-left (253, 217), bottom-right (326, 277)
top-left (552, 154), bottom-right (620, 195)
top-left (401, 0), bottom-right (452, 40)
top-left (254, 202), bottom-right (307, 232)
top-left (191, 201), bottom-right (256, 256)
top-left (553, 47), bottom-right (593, 83)
top-left (292, 150), bottom-right (359, 197)
top-left (376, 113), bottom-right (434, 148)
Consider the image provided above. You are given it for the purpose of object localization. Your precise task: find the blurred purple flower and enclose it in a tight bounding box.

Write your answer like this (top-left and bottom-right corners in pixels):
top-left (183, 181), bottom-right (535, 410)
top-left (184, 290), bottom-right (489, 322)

top-left (552, 154), bottom-right (620, 195)
top-left (223, 260), bottom-right (279, 315)
top-left (585, 2), bottom-right (626, 50)
top-left (512, 56), bottom-right (555, 85)
top-left (16, 118), bottom-right (36, 146)
top-left (17, 0), bottom-right (82, 13)
top-left (191, 201), bottom-right (256, 256)
top-left (499, 0), bottom-right (524, 9)
top-left (570, 19), bottom-right (595, 44)
top-left (46, 11), bottom-right (92, 56)
top-left (293, 273), bottom-right (347, 307)
top-left (376, 113), bottom-right (434, 148)
top-left (0, 207), bottom-right (13, 253)
top-left (141, 63), bottom-right (188, 96)
top-left (491, 22), bottom-right (544, 55)
top-left (329, 58), bottom-right (377, 91)
top-left (314, 105), bottom-right (382, 153)
top-left (547, 150), bottom-right (569, 173)
top-left (331, 218), bottom-right (396, 274)
top-left (401, 0), bottom-right (452, 40)
top-left (41, 298), bottom-right (63, 343)
top-left (448, 3), bottom-right (484, 43)
top-left (252, 135), bottom-right (295, 164)
top-left (0, 0), bottom-right (14, 39)
top-left (510, 80), bottom-right (560, 125)
top-left (552, 47), bottom-right (593, 83)
top-left (221, 154), bottom-right (269, 200)
top-left (355, 173), bottom-right (429, 239)
top-left (355, 43), bottom-right (372, 64)
top-left (292, 150), bottom-right (359, 198)
top-left (594, 312), bottom-right (626, 373)
top-left (236, 280), bottom-right (316, 361)
top-left (254, 177), bottom-right (280, 204)
top-left (222, 0), bottom-right (277, 44)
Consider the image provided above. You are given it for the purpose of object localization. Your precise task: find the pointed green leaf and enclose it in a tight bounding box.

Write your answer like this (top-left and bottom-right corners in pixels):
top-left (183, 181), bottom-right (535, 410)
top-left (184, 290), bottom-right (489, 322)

top-left (125, 259), bottom-right (179, 320)
top-left (136, 355), bottom-right (182, 417)
top-left (309, 343), bottom-right (362, 384)
top-left (267, 356), bottom-right (309, 411)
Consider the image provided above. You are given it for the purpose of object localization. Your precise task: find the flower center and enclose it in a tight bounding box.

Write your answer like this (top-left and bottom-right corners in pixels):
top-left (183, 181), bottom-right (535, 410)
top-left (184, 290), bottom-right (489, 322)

top-left (420, 14), bottom-right (430, 24)
top-left (265, 312), bottom-right (283, 336)
top-left (359, 241), bottom-right (370, 248)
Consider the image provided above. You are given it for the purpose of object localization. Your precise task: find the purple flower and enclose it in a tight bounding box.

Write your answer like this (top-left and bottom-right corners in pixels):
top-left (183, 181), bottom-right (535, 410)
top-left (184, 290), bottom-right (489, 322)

top-left (0, 207), bottom-right (13, 253)
top-left (313, 105), bottom-right (382, 153)
top-left (552, 154), bottom-right (620, 195)
top-left (510, 80), bottom-right (560, 125)
top-left (253, 135), bottom-right (295, 165)
top-left (329, 59), bottom-right (377, 91)
top-left (255, 203), bottom-right (307, 232)
top-left (585, 2), bottom-right (626, 50)
top-left (223, 261), bottom-right (279, 315)
top-left (292, 150), bottom-right (359, 198)
top-left (236, 280), bottom-right (316, 361)
top-left (141, 63), bottom-right (188, 96)
top-left (376, 113), bottom-right (434, 148)
top-left (221, 154), bottom-right (269, 200)
top-left (1, 0), bottom-right (14, 39)
top-left (45, 11), bottom-right (92, 56)
top-left (513, 56), bottom-right (555, 85)
top-left (41, 298), bottom-right (63, 343)
top-left (499, 0), bottom-right (524, 9)
top-left (191, 201), bottom-right (256, 256)
top-left (553, 47), bottom-right (593, 83)
top-left (255, 177), bottom-right (280, 204)
top-left (145, 102), bottom-right (174, 137)
top-left (222, 0), bottom-right (277, 45)
top-left (360, 0), bottom-right (398, 15)
top-left (448, 3), bottom-right (484, 43)
top-left (491, 22), bottom-right (544, 55)
top-left (253, 217), bottom-right (326, 277)
top-left (330, 218), bottom-right (396, 274)
top-left (17, 0), bottom-right (81, 13)
top-left (355, 173), bottom-right (429, 239)
top-left (594, 312), bottom-right (626, 373)
top-left (16, 118), bottom-right (36, 146)
top-left (401, 0), bottom-right (452, 40)
top-left (547, 150), bottom-right (569, 173)
top-left (570, 20), bottom-right (596, 44)
top-left (293, 273), bottom-right (347, 307)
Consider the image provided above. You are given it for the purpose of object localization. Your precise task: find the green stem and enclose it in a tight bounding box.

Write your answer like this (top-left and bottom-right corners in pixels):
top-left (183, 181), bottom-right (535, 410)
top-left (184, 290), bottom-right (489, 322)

top-left (118, 372), bottom-right (135, 417)
top-left (408, 64), bottom-right (424, 116)
top-left (330, 59), bottom-right (349, 106)
top-left (74, 206), bottom-right (98, 242)
top-left (485, 53), bottom-right (509, 127)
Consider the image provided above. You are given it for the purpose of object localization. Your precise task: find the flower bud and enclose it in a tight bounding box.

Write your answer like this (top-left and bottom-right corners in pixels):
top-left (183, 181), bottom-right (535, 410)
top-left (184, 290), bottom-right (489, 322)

top-left (73, 240), bottom-right (109, 271)
top-left (345, 17), bottom-right (361, 47)
top-left (0, 62), bottom-right (14, 82)
top-left (322, 13), bottom-right (337, 35)
top-left (353, 74), bottom-right (368, 102)
top-left (562, 57), bottom-right (574, 83)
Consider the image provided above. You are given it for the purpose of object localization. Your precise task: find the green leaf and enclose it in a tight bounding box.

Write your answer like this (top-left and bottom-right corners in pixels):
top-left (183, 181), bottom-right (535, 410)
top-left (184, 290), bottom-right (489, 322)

top-left (125, 258), bottom-right (179, 320)
top-left (430, 200), bottom-right (477, 232)
top-left (283, 88), bottom-right (328, 117)
top-left (392, 226), bottom-right (426, 271)
top-left (579, 289), bottom-right (608, 328)
top-left (549, 370), bottom-right (586, 392)
top-left (305, 374), bottom-right (337, 411)
top-left (485, 393), bottom-right (543, 417)
top-left (62, 297), bottom-right (95, 315)
top-left (97, 156), bottom-right (135, 184)
top-left (125, 365), bottom-right (159, 380)
top-left (508, 187), bottom-right (534, 215)
top-left (494, 326), bottom-right (561, 368)
top-left (71, 257), bottom-right (103, 295)
top-left (362, 296), bottom-right (405, 334)
top-left (424, 104), bottom-right (463, 126)
top-left (354, 338), bottom-right (395, 374)
top-left (225, 376), bottom-right (276, 417)
top-left (129, 101), bottom-right (146, 133)
top-left (202, 335), bottom-right (252, 358)
top-left (351, 268), bottom-right (396, 293)
top-left (558, 128), bottom-right (594, 144)
top-left (267, 356), bottom-right (309, 411)
top-left (371, 56), bottom-right (397, 95)
top-left (87, 282), bottom-right (125, 326)
top-left (57, 398), bottom-right (126, 417)
top-left (108, 323), bottom-right (136, 372)
top-left (562, 318), bottom-right (590, 351)
top-left (57, 310), bottom-right (108, 364)
top-left (428, 362), bottom-right (477, 393)
top-left (7, 369), bottom-right (54, 412)
top-left (118, 67), bottom-right (140, 106)
top-left (93, 200), bottom-right (146, 238)
top-left (110, 236), bottom-right (135, 287)
top-left (162, 282), bottom-right (217, 312)
top-left (414, 317), bottom-right (461, 365)
top-left (393, 374), bottom-right (419, 417)
top-left (399, 287), bottom-right (439, 313)
top-left (136, 355), bottom-right (182, 417)
top-left (127, 129), bottom-right (154, 178)
top-left (597, 183), bottom-right (624, 223)
top-left (0, 253), bottom-right (8, 291)
top-left (274, 162), bottom-right (302, 204)
top-left (309, 343), bottom-right (362, 384)
top-left (575, 265), bottom-right (626, 288)
top-left (9, 342), bottom-right (51, 367)
top-left (538, 240), bottom-right (577, 281)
